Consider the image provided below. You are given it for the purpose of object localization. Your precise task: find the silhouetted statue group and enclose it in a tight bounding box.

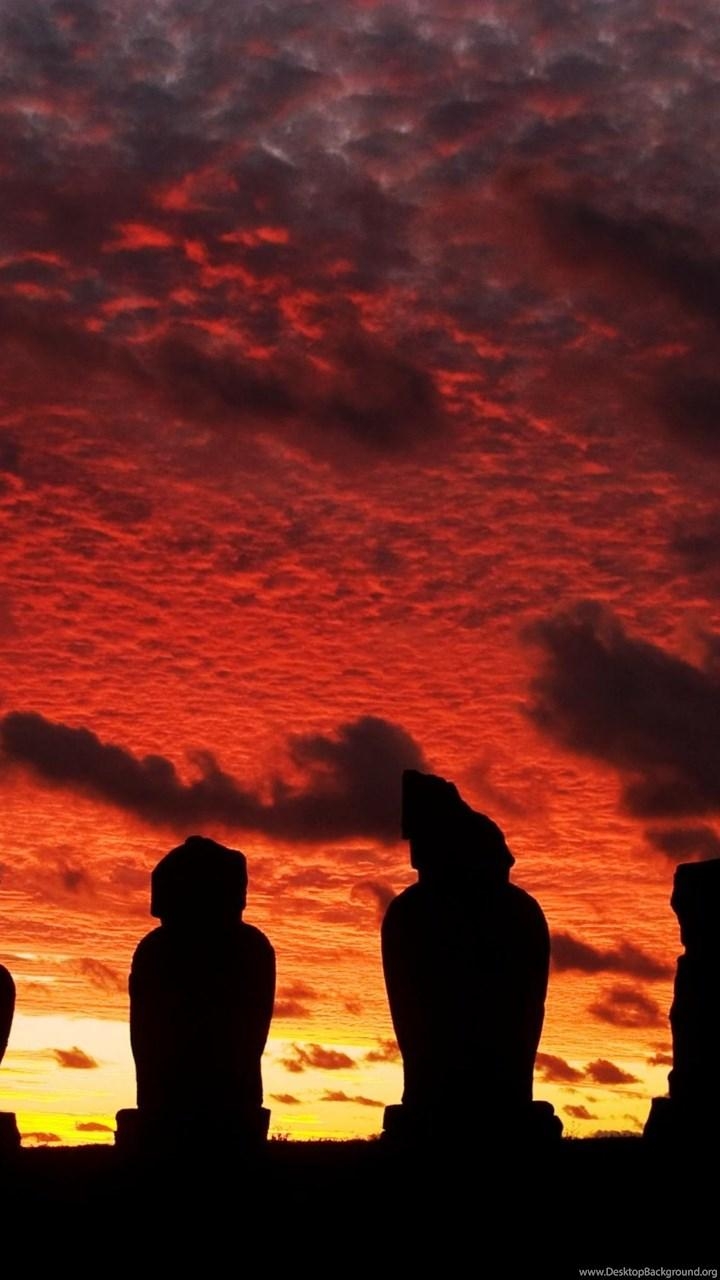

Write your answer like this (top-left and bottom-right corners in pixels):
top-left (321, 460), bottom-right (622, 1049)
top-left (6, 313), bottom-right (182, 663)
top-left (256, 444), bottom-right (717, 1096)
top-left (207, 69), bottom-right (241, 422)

top-left (1, 769), bottom-right (718, 1152)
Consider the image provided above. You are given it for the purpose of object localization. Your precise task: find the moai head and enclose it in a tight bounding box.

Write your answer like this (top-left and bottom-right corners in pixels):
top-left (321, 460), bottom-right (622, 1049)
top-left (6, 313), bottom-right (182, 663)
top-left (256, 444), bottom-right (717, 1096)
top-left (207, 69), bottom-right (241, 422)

top-left (671, 858), bottom-right (720, 951)
top-left (150, 834), bottom-right (248, 928)
top-left (401, 769), bottom-right (514, 885)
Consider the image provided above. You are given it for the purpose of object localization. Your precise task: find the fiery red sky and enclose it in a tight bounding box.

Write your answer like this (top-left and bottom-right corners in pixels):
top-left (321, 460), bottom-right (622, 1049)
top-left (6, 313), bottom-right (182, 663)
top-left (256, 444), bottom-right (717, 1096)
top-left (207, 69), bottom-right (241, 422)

top-left (1, 0), bottom-right (720, 1144)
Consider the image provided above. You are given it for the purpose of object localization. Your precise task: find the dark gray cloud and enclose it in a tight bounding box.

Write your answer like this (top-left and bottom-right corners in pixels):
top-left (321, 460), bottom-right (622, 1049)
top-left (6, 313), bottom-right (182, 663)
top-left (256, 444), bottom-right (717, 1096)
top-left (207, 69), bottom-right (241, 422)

top-left (671, 517), bottom-right (720, 573)
top-left (588, 985), bottom-right (664, 1030)
top-left (1, 710), bottom-right (426, 841)
top-left (6, 0), bottom-right (720, 479)
top-left (527, 602), bottom-right (720, 820)
top-left (0, 0), bottom-right (453, 464)
top-left (151, 328), bottom-right (444, 456)
top-left (551, 931), bottom-right (671, 980)
top-left (534, 195), bottom-right (720, 328)
top-left (645, 825), bottom-right (720, 862)
top-left (653, 372), bottom-right (720, 460)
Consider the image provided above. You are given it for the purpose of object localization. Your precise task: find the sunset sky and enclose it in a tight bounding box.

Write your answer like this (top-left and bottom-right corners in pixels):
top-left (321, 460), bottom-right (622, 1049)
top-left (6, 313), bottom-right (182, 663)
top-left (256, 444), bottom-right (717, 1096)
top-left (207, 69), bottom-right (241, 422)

top-left (1, 0), bottom-right (719, 1145)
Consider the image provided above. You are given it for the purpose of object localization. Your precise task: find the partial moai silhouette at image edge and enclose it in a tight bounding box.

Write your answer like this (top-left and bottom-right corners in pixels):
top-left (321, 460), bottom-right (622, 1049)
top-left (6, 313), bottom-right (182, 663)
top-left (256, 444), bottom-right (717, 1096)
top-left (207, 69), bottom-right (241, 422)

top-left (381, 769), bottom-right (561, 1143)
top-left (645, 857), bottom-right (720, 1143)
top-left (0, 964), bottom-right (19, 1152)
top-left (117, 835), bottom-right (275, 1151)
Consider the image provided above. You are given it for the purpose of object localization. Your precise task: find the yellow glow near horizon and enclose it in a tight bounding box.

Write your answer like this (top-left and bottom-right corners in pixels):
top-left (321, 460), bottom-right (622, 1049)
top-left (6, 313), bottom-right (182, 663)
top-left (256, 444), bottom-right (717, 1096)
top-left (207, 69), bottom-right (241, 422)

top-left (0, 1012), bottom-right (665, 1145)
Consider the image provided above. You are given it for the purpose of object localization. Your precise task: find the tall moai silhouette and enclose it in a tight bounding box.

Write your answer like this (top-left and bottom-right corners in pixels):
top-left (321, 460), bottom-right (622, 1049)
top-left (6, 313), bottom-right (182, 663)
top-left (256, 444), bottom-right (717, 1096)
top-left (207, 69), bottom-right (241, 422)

top-left (381, 769), bottom-right (560, 1143)
top-left (645, 858), bottom-right (720, 1143)
top-left (117, 835), bottom-right (276, 1151)
top-left (0, 964), bottom-right (19, 1153)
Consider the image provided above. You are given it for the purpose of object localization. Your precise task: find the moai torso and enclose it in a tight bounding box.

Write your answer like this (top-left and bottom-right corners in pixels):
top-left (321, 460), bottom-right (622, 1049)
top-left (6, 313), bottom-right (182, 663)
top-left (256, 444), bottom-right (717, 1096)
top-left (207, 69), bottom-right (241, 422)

top-left (382, 877), bottom-right (550, 1108)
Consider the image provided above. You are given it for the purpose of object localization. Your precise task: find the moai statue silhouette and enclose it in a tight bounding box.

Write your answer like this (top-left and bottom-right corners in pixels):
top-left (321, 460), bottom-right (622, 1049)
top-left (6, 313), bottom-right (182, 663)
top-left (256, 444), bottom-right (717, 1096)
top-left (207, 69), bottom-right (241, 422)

top-left (381, 770), bottom-right (561, 1144)
top-left (645, 858), bottom-right (720, 1144)
top-left (117, 835), bottom-right (275, 1152)
top-left (0, 965), bottom-right (19, 1153)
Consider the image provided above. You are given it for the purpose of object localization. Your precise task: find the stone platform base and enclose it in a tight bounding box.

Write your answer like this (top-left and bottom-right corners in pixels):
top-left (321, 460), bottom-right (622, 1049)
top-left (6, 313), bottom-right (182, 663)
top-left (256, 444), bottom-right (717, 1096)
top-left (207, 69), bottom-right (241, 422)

top-left (382, 1100), bottom-right (562, 1146)
top-left (115, 1107), bottom-right (271, 1155)
top-left (0, 1112), bottom-right (20, 1154)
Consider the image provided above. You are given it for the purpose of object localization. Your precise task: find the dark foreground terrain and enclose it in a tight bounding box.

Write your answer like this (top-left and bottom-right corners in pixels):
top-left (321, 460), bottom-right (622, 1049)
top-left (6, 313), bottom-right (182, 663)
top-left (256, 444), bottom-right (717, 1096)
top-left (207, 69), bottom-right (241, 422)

top-left (0, 1137), bottom-right (715, 1274)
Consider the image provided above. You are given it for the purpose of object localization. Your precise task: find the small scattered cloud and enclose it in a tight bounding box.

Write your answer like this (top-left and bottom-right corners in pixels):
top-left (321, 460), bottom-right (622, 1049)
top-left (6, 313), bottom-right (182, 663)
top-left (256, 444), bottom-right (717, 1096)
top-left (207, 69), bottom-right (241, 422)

top-left (22, 1131), bottom-right (61, 1145)
top-left (537, 1052), bottom-right (640, 1086)
top-left (270, 1093), bottom-right (302, 1106)
top-left (589, 985), bottom-right (664, 1029)
top-left (52, 1046), bottom-right (99, 1069)
top-left (273, 980), bottom-right (317, 1020)
top-left (273, 1000), bottom-right (311, 1019)
top-left (564, 1104), bottom-right (596, 1120)
top-left (364, 1038), bottom-right (401, 1064)
top-left (76, 1121), bottom-right (113, 1133)
top-left (278, 1043), bottom-right (356, 1074)
top-left (535, 1052), bottom-right (584, 1084)
top-left (321, 1090), bottom-right (383, 1107)
top-left (585, 1059), bottom-right (640, 1086)
top-left (647, 1051), bottom-right (673, 1067)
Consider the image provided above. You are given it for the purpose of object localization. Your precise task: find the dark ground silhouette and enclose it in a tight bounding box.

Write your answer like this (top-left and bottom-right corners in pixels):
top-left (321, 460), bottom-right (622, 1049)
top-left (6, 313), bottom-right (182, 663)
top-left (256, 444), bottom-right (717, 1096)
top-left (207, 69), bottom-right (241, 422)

top-left (0, 1139), bottom-right (715, 1271)
top-left (382, 770), bottom-right (558, 1140)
